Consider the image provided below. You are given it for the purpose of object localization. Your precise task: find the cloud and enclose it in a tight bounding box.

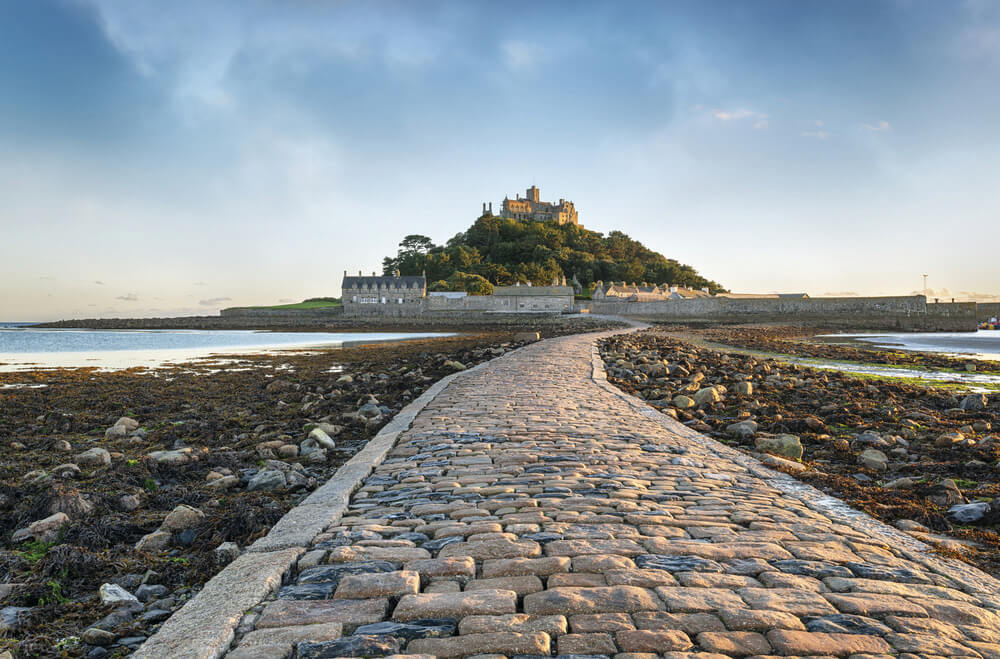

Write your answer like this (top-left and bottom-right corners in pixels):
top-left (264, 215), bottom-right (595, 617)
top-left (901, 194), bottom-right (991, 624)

top-left (38, 275), bottom-right (55, 281)
top-left (958, 291), bottom-right (1000, 301)
top-left (823, 291), bottom-right (859, 297)
top-left (802, 130), bottom-right (830, 140)
top-left (93, 280), bottom-right (105, 285)
top-left (193, 281), bottom-right (208, 286)
top-left (278, 298), bottom-right (294, 303)
top-left (116, 293), bottom-right (139, 301)
top-left (501, 40), bottom-right (542, 72)
top-left (705, 108), bottom-right (768, 128)
top-left (862, 120), bottom-right (891, 131)
top-left (199, 297), bottom-right (232, 306)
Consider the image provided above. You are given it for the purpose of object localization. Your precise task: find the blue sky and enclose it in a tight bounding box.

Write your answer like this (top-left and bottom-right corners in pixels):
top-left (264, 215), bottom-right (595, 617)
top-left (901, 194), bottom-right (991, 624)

top-left (1, 0), bottom-right (998, 320)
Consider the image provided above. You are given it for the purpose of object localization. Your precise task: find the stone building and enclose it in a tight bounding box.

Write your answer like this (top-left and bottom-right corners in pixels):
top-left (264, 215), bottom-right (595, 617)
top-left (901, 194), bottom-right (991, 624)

top-left (492, 281), bottom-right (575, 312)
top-left (591, 281), bottom-right (711, 302)
top-left (341, 271), bottom-right (426, 315)
top-left (497, 186), bottom-right (579, 226)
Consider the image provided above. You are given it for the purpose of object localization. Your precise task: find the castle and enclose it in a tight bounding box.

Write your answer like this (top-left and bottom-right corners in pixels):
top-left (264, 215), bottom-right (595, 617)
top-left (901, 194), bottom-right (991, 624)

top-left (482, 185), bottom-right (579, 226)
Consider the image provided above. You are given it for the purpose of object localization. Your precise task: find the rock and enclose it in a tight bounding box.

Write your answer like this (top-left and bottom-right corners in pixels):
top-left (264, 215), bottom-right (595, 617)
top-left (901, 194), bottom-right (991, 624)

top-left (514, 332), bottom-right (540, 342)
top-left (135, 584), bottom-right (168, 603)
top-left (884, 477), bottom-right (916, 490)
top-left (354, 619), bottom-right (457, 641)
top-left (857, 448), bottom-right (888, 471)
top-left (54, 440), bottom-right (72, 452)
top-left (49, 491), bottom-right (94, 517)
top-left (444, 360), bottom-right (467, 371)
top-left (27, 512), bottom-right (69, 543)
top-left (161, 505), bottom-right (205, 531)
top-left (297, 636), bottom-right (402, 659)
top-left (672, 395), bottom-right (695, 409)
top-left (75, 447), bottom-right (111, 467)
top-left (755, 434), bottom-right (803, 460)
top-left (0, 606), bottom-right (31, 633)
top-left (116, 417), bottom-right (140, 432)
top-left (277, 444), bottom-right (299, 458)
top-left (247, 469), bottom-right (286, 492)
top-left (99, 583), bottom-right (139, 607)
top-left (894, 519), bottom-right (929, 532)
top-left (214, 541), bottom-right (241, 565)
top-left (306, 427), bottom-right (337, 449)
top-left (336, 374), bottom-right (353, 384)
top-left (205, 475), bottom-right (239, 490)
top-left (81, 627), bottom-right (116, 646)
top-left (147, 448), bottom-right (195, 465)
top-left (961, 394), bottom-right (989, 411)
top-left (927, 479), bottom-right (966, 507)
top-left (116, 494), bottom-right (142, 511)
top-left (935, 431), bottom-right (965, 448)
top-left (735, 381), bottom-right (754, 396)
top-left (965, 362), bottom-right (977, 372)
top-left (727, 420), bottom-right (758, 438)
top-left (357, 402), bottom-right (383, 420)
top-left (135, 531), bottom-right (171, 553)
top-left (52, 463), bottom-right (82, 479)
top-left (693, 386), bottom-right (722, 406)
top-left (948, 502), bottom-right (990, 523)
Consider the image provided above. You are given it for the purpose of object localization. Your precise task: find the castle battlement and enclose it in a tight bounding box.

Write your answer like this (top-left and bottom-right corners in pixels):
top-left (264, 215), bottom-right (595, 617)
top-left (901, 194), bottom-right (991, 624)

top-left (487, 185), bottom-right (579, 226)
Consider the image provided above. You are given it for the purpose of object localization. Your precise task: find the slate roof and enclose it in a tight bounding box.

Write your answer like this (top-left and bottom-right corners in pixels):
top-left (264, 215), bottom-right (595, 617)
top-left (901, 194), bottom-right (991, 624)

top-left (342, 275), bottom-right (426, 290)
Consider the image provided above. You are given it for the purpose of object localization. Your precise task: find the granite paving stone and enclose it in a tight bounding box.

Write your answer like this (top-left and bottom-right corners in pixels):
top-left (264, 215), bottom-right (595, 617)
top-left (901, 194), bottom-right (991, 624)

top-left (218, 329), bottom-right (1000, 659)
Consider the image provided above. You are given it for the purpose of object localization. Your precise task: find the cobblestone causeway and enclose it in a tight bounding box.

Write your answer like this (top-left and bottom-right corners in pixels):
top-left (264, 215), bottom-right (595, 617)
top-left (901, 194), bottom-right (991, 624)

top-left (224, 331), bottom-right (1000, 658)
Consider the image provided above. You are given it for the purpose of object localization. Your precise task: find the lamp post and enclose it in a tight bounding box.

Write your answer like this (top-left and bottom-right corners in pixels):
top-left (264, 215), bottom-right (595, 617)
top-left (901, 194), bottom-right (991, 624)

top-left (922, 274), bottom-right (928, 297)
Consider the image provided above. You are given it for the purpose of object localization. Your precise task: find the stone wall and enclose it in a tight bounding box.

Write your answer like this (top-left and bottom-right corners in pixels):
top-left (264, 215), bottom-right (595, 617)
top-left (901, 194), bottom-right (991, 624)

top-left (978, 302), bottom-right (1000, 322)
top-left (588, 295), bottom-right (978, 331)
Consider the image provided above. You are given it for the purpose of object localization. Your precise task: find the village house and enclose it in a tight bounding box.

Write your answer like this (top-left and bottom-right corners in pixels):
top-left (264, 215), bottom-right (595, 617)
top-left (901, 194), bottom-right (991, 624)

top-left (591, 281), bottom-right (712, 302)
top-left (341, 271), bottom-right (426, 315)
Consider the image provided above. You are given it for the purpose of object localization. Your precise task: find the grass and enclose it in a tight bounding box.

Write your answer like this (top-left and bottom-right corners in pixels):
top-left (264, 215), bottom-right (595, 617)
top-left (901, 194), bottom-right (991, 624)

top-left (238, 297), bottom-right (342, 311)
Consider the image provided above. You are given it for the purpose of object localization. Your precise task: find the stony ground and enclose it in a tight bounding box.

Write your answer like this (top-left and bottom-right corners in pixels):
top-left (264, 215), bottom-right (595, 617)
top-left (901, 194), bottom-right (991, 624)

top-left (2, 330), bottom-right (612, 657)
top-left (213, 328), bottom-right (1000, 659)
top-left (601, 329), bottom-right (1000, 577)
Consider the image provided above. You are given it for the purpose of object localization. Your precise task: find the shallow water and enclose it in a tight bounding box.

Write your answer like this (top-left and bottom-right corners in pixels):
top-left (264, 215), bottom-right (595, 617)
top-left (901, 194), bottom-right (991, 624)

top-left (822, 330), bottom-right (1000, 361)
top-left (0, 326), bottom-right (452, 372)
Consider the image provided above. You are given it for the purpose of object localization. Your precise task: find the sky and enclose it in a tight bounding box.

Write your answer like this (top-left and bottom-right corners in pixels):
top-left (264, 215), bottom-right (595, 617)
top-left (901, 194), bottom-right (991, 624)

top-left (1, 0), bottom-right (999, 321)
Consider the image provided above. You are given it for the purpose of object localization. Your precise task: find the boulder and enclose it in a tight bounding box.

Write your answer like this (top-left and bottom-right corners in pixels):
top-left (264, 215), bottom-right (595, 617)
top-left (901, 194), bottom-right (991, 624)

top-left (161, 505), bottom-right (205, 532)
top-left (443, 360), bottom-right (466, 371)
top-left (672, 395), bottom-right (695, 410)
top-left (27, 512), bottom-right (69, 543)
top-left (52, 463), bottom-right (82, 479)
top-left (135, 531), bottom-right (171, 553)
top-left (960, 394), bottom-right (989, 412)
top-left (247, 469), bottom-right (286, 492)
top-left (927, 479), bottom-right (966, 507)
top-left (727, 420), bottom-right (758, 438)
top-left (75, 447), bottom-right (111, 467)
top-left (357, 403), bottom-right (383, 419)
top-left (214, 541), bottom-right (241, 565)
top-left (81, 627), bottom-right (117, 646)
top-left (693, 386), bottom-right (722, 406)
top-left (147, 448), bottom-right (196, 465)
top-left (306, 427), bottom-right (337, 449)
top-left (514, 332), bottom-right (540, 342)
top-left (735, 381), bottom-right (754, 396)
top-left (857, 448), bottom-right (888, 471)
top-left (755, 434), bottom-right (803, 460)
top-left (935, 431), bottom-right (965, 448)
top-left (99, 583), bottom-right (139, 607)
top-left (948, 502), bottom-right (990, 523)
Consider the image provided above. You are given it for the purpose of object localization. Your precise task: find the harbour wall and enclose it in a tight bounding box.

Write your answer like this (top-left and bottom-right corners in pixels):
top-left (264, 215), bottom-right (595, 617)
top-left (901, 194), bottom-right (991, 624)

top-left (589, 296), bottom-right (978, 331)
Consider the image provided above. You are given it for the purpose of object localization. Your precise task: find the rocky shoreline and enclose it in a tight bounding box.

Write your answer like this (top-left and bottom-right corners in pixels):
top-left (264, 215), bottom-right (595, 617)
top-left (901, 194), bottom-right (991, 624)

top-left (0, 323), bottom-right (618, 658)
top-left (600, 329), bottom-right (1000, 581)
top-left (678, 324), bottom-right (1000, 375)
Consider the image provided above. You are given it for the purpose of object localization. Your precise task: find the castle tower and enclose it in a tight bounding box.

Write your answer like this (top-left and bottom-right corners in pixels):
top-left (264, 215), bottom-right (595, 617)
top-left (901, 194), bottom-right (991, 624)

top-left (526, 186), bottom-right (540, 203)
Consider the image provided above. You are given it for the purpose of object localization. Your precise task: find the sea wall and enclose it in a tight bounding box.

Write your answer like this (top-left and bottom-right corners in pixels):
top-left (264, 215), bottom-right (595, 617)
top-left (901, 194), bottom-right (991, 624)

top-left (588, 295), bottom-right (978, 331)
top-left (978, 302), bottom-right (1000, 322)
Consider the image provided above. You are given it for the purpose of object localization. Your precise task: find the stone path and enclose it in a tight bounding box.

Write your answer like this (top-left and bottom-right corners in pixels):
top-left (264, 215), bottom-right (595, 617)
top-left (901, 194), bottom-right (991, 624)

top-left (215, 331), bottom-right (1000, 657)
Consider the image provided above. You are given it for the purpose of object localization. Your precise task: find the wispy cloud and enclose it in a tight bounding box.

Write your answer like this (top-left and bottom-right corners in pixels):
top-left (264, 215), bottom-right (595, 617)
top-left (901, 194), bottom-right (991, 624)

top-left (193, 281), bottom-right (208, 286)
top-left (702, 107), bottom-right (769, 129)
top-left (802, 130), bottom-right (830, 140)
top-left (198, 297), bottom-right (231, 306)
top-left (862, 120), bottom-right (891, 131)
top-left (501, 40), bottom-right (542, 72)
top-left (116, 293), bottom-right (139, 301)
top-left (93, 280), bottom-right (105, 285)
